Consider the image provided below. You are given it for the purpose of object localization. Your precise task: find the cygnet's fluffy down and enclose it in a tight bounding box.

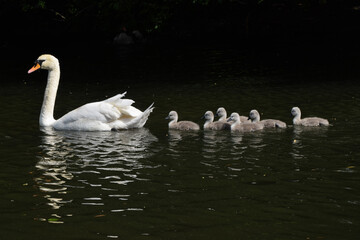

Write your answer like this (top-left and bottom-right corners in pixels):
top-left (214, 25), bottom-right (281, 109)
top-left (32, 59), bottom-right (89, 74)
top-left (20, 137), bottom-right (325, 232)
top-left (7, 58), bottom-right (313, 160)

top-left (228, 112), bottom-right (264, 132)
top-left (249, 109), bottom-right (287, 128)
top-left (166, 111), bottom-right (200, 130)
top-left (203, 111), bottom-right (231, 130)
top-left (216, 107), bottom-right (249, 123)
top-left (291, 107), bottom-right (329, 127)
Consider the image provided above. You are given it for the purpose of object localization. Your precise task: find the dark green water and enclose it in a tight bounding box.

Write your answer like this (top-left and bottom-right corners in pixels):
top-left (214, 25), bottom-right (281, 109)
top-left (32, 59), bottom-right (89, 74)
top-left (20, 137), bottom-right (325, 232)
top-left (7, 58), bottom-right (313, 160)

top-left (0, 45), bottom-right (359, 239)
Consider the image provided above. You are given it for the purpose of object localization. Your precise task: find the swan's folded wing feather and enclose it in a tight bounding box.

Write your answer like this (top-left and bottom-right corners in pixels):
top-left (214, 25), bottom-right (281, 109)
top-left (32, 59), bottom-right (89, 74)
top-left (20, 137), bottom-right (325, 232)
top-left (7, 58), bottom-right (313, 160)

top-left (57, 102), bottom-right (121, 124)
top-left (103, 93), bottom-right (142, 117)
top-left (104, 92), bottom-right (127, 103)
top-left (104, 94), bottom-right (134, 108)
top-left (120, 106), bottom-right (142, 117)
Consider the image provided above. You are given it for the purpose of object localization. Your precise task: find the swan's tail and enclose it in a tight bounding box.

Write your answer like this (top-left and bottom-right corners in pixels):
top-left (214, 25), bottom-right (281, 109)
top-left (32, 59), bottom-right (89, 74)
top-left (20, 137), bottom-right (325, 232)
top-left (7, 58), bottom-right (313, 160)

top-left (127, 103), bottom-right (154, 129)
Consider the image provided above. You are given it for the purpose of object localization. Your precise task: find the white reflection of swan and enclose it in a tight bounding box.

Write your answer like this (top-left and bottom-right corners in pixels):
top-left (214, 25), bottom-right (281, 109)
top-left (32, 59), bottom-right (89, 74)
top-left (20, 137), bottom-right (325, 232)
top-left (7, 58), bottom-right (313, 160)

top-left (34, 127), bottom-right (158, 212)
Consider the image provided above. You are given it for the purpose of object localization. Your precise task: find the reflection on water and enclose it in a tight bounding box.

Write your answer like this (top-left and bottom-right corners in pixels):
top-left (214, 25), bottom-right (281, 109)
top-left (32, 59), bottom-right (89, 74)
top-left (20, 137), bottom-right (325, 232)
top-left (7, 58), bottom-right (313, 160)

top-left (34, 127), bottom-right (157, 220)
top-left (1, 45), bottom-right (360, 239)
top-left (291, 125), bottom-right (329, 160)
top-left (292, 125), bottom-right (329, 139)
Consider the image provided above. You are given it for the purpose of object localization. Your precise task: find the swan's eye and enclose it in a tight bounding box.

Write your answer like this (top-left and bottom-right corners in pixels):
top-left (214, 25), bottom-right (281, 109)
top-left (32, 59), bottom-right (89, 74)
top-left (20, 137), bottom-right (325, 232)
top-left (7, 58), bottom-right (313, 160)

top-left (37, 59), bottom-right (45, 65)
top-left (33, 59), bottom-right (45, 68)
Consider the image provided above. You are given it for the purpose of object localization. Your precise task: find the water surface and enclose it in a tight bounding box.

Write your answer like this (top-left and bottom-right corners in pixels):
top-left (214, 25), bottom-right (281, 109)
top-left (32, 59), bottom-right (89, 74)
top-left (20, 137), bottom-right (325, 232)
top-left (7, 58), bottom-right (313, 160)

top-left (0, 45), bottom-right (359, 239)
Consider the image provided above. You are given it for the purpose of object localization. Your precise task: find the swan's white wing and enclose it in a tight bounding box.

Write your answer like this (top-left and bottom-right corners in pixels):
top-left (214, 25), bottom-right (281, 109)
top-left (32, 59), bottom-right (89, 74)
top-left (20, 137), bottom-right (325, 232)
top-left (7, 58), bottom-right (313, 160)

top-left (103, 93), bottom-right (142, 117)
top-left (53, 94), bottom-right (153, 131)
top-left (56, 102), bottom-right (121, 124)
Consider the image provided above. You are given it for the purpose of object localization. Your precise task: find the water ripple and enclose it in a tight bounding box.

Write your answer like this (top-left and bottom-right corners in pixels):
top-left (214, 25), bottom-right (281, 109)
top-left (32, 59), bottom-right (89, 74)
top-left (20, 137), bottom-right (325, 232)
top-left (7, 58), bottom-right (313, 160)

top-left (34, 127), bottom-right (158, 217)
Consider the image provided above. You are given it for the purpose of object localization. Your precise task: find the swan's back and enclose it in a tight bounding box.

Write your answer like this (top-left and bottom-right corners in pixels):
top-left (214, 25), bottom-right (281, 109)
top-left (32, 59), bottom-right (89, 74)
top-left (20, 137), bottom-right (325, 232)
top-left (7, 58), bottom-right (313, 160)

top-left (231, 122), bottom-right (264, 132)
top-left (262, 119), bottom-right (287, 128)
top-left (299, 117), bottom-right (329, 127)
top-left (173, 121), bottom-right (200, 130)
top-left (240, 116), bottom-right (250, 123)
top-left (207, 121), bottom-right (231, 130)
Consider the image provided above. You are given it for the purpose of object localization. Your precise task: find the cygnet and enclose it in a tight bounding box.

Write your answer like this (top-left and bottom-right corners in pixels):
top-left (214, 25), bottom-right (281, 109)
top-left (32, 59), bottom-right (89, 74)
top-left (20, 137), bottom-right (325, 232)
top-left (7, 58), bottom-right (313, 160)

top-left (228, 112), bottom-right (264, 132)
top-left (216, 107), bottom-right (249, 123)
top-left (249, 109), bottom-right (286, 128)
top-left (291, 107), bottom-right (329, 126)
top-left (203, 111), bottom-right (231, 130)
top-left (166, 111), bottom-right (200, 130)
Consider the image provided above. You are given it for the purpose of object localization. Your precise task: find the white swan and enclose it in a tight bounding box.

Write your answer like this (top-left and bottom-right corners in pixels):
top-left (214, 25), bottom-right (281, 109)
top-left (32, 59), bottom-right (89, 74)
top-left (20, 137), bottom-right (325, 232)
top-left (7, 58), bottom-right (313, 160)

top-left (28, 54), bottom-right (154, 131)
top-left (228, 112), bottom-right (264, 132)
top-left (291, 107), bottom-right (329, 127)
top-left (249, 109), bottom-right (287, 128)
top-left (166, 111), bottom-right (200, 131)
top-left (202, 111), bottom-right (231, 130)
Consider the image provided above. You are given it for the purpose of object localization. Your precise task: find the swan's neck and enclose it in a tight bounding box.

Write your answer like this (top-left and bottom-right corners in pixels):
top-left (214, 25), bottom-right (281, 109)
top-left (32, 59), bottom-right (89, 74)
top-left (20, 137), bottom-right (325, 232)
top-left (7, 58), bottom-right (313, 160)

top-left (293, 114), bottom-right (301, 125)
top-left (204, 118), bottom-right (212, 128)
top-left (231, 118), bottom-right (241, 128)
top-left (168, 118), bottom-right (177, 127)
top-left (218, 115), bottom-right (226, 121)
top-left (40, 68), bottom-right (60, 127)
top-left (252, 115), bottom-right (260, 123)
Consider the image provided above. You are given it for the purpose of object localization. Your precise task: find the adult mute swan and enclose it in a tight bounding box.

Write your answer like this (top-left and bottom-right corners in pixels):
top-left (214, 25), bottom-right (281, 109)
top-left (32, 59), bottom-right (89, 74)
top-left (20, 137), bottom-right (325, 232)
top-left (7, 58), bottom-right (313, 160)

top-left (28, 54), bottom-right (154, 131)
top-left (291, 107), bottom-right (329, 127)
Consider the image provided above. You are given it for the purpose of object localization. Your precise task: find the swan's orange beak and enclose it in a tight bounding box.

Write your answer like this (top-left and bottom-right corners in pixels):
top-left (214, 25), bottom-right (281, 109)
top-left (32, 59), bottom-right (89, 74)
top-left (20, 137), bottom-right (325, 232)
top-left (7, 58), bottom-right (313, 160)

top-left (28, 63), bottom-right (41, 74)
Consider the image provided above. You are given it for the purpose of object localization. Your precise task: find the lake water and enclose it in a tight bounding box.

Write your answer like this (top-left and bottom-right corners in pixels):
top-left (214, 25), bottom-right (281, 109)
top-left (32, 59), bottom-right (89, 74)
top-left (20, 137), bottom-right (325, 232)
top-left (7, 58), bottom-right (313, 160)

top-left (0, 43), bottom-right (359, 239)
